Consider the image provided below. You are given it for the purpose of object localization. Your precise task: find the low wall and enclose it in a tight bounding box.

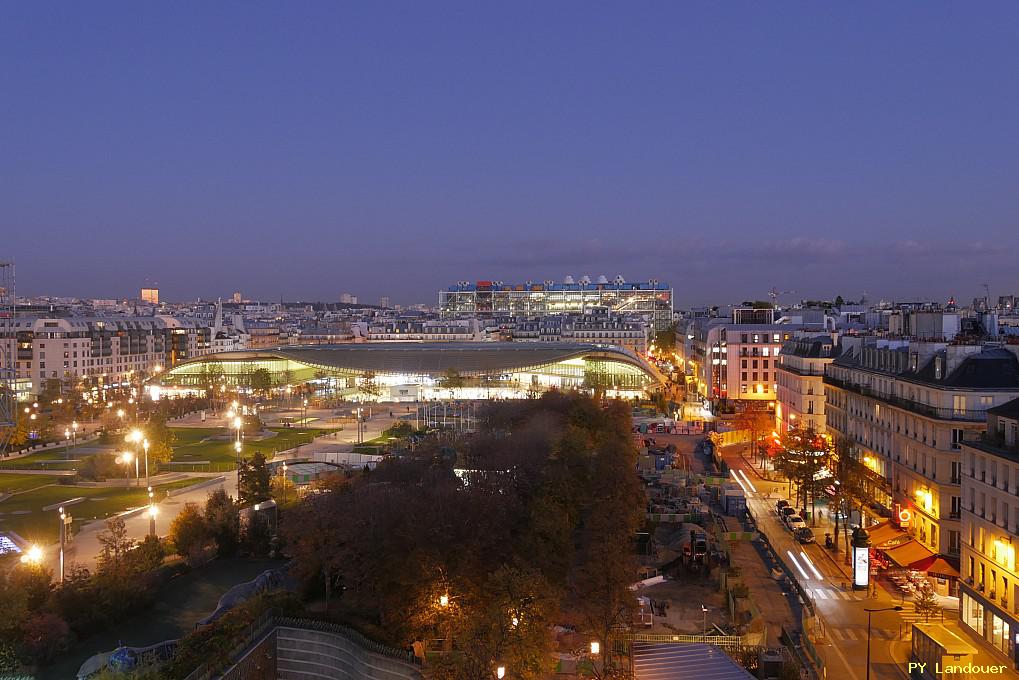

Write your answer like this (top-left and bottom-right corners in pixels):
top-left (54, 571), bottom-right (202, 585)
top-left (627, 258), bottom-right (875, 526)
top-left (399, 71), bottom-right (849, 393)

top-left (274, 625), bottom-right (421, 680)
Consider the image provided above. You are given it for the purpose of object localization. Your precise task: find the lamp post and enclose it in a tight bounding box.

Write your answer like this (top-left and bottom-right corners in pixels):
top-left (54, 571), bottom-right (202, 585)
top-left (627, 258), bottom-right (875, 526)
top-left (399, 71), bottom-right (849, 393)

top-left (64, 428), bottom-right (71, 460)
top-left (302, 398), bottom-right (308, 426)
top-left (148, 487), bottom-right (158, 537)
top-left (281, 461), bottom-right (288, 504)
top-left (58, 506), bottom-right (70, 584)
top-left (143, 438), bottom-right (150, 489)
top-left (864, 606), bottom-right (902, 680)
top-left (701, 604), bottom-right (709, 638)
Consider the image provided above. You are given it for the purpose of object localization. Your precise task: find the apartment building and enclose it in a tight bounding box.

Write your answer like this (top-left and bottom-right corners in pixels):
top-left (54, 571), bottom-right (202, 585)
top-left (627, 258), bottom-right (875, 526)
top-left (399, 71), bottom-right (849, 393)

top-left (365, 319), bottom-right (484, 342)
top-left (684, 312), bottom-right (794, 404)
top-left (959, 398), bottom-right (1019, 667)
top-left (824, 338), bottom-right (1019, 573)
top-left (0, 316), bottom-right (212, 397)
top-left (775, 335), bottom-right (839, 432)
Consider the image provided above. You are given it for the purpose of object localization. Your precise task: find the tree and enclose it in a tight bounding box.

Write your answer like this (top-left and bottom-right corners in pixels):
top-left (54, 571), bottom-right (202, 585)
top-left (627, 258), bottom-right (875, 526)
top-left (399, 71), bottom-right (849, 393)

top-left (834, 295), bottom-right (845, 307)
top-left (9, 563), bottom-right (52, 611)
top-left (652, 323), bottom-right (677, 353)
top-left (775, 426), bottom-right (832, 523)
top-left (735, 407), bottom-right (774, 470)
top-left (97, 516), bottom-right (135, 575)
top-left (145, 415), bottom-right (176, 465)
top-left (440, 368), bottom-right (466, 399)
top-left (913, 581), bottom-right (941, 622)
top-left (127, 534), bottom-right (166, 573)
top-left (204, 488), bottom-right (240, 557)
top-left (250, 368), bottom-right (273, 397)
top-left (20, 612), bottom-right (71, 665)
top-left (238, 452), bottom-right (272, 505)
top-left (358, 370), bottom-right (382, 402)
top-left (168, 502), bottom-right (209, 562)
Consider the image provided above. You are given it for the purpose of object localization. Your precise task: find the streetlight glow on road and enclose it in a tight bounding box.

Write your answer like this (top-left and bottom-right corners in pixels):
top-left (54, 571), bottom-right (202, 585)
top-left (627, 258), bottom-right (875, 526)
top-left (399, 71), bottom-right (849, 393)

top-left (20, 545), bottom-right (42, 565)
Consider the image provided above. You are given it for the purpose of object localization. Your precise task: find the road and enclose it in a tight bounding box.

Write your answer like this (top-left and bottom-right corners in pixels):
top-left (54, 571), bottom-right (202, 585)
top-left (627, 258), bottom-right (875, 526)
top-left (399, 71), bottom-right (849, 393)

top-left (719, 447), bottom-right (934, 680)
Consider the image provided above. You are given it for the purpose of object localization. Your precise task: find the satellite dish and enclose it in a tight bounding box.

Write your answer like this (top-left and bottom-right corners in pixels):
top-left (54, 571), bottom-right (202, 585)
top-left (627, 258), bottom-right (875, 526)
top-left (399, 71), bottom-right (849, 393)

top-left (579, 275), bottom-right (591, 285)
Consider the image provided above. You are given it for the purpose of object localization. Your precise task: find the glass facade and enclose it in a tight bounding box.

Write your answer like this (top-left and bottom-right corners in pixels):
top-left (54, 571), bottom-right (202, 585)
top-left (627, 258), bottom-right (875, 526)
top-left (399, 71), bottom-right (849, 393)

top-left (162, 352), bottom-right (658, 397)
top-left (962, 592), bottom-right (1016, 661)
top-left (439, 282), bottom-right (674, 330)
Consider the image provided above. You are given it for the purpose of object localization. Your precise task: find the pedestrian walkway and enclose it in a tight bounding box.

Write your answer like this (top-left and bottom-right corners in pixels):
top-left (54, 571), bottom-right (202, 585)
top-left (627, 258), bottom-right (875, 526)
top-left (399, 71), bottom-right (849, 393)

top-left (806, 585), bottom-right (862, 602)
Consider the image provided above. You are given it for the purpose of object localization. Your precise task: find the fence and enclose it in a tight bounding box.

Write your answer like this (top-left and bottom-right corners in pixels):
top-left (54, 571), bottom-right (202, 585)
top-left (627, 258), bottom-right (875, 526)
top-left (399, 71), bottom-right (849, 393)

top-left (625, 632), bottom-right (751, 653)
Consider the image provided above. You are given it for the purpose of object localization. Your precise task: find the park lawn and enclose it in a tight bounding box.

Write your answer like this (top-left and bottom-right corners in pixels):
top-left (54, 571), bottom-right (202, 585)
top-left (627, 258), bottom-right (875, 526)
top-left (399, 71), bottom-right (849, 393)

top-left (0, 478), bottom-right (201, 544)
top-left (169, 426), bottom-right (333, 464)
top-left (0, 474), bottom-right (62, 495)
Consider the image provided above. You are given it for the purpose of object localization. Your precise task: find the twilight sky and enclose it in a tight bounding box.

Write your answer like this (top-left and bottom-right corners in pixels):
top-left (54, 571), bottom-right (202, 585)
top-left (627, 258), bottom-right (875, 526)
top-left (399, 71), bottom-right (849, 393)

top-left (2, 2), bottom-right (1018, 307)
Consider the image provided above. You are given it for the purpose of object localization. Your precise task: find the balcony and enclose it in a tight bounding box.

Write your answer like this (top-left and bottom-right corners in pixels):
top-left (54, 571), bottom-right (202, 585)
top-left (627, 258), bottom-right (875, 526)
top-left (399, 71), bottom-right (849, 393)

top-left (823, 375), bottom-right (989, 422)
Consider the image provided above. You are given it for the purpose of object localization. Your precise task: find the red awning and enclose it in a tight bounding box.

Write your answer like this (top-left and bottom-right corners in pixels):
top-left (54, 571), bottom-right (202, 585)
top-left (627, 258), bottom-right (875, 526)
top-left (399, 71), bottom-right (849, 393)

top-left (909, 555), bottom-right (960, 578)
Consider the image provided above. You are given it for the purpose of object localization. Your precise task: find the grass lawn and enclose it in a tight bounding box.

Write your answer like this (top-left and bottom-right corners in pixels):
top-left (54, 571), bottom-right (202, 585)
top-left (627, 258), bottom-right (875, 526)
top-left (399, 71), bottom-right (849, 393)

top-left (0, 478), bottom-right (201, 543)
top-left (169, 426), bottom-right (333, 464)
top-left (0, 473), bottom-right (62, 495)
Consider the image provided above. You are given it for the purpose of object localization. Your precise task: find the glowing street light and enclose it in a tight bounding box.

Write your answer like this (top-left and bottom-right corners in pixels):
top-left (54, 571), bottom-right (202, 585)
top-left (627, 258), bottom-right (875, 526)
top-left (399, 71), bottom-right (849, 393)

top-left (21, 545), bottom-right (43, 565)
top-left (439, 594), bottom-right (449, 608)
top-left (590, 641), bottom-right (600, 656)
top-left (496, 666), bottom-right (506, 679)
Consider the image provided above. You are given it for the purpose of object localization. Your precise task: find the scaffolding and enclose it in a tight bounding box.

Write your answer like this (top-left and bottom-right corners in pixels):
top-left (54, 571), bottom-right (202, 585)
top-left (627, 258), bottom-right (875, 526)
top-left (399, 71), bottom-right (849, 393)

top-left (0, 261), bottom-right (14, 455)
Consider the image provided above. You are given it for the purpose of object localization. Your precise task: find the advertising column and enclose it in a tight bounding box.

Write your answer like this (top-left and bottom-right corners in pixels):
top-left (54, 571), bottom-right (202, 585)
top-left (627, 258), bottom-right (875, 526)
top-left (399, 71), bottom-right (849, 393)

top-left (852, 526), bottom-right (871, 591)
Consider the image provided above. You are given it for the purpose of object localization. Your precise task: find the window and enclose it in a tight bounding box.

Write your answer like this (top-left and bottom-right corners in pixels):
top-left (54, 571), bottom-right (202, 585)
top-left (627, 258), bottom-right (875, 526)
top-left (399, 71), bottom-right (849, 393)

top-left (763, 347), bottom-right (770, 357)
top-left (952, 428), bottom-right (964, 450)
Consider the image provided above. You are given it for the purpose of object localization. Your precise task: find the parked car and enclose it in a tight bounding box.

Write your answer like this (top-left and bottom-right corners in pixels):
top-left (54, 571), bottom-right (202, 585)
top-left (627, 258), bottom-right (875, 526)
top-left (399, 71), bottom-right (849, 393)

top-left (794, 527), bottom-right (815, 544)
top-left (776, 499), bottom-right (790, 512)
top-left (780, 506), bottom-right (797, 521)
top-left (787, 516), bottom-right (807, 531)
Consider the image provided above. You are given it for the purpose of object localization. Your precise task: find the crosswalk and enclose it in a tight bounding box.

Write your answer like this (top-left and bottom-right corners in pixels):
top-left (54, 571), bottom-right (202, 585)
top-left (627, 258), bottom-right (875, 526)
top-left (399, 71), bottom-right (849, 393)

top-left (819, 605), bottom-right (961, 642)
top-left (806, 586), bottom-right (861, 602)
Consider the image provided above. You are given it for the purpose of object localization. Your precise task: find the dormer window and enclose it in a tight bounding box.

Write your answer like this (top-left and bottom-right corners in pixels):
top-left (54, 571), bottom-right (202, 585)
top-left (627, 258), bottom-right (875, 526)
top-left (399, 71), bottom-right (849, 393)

top-left (935, 357), bottom-right (943, 380)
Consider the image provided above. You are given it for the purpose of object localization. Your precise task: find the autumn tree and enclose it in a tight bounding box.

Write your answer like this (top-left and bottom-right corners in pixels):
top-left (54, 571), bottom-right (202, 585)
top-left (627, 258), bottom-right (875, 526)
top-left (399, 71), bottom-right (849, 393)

top-left (97, 516), bottom-right (135, 575)
top-left (204, 488), bottom-right (240, 557)
top-left (168, 502), bottom-right (209, 562)
top-left (250, 367), bottom-right (273, 397)
top-left (913, 581), bottom-right (941, 622)
top-left (358, 370), bottom-right (382, 402)
top-left (238, 452), bottom-right (272, 505)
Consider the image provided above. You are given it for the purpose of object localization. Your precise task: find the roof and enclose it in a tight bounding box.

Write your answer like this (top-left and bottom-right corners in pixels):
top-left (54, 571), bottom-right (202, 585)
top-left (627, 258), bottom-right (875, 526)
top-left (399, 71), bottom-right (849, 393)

top-left (883, 539), bottom-right (935, 568)
top-left (989, 396), bottom-right (1019, 420)
top-left (912, 624), bottom-right (978, 654)
top-left (632, 643), bottom-right (755, 680)
top-left (165, 342), bottom-right (663, 380)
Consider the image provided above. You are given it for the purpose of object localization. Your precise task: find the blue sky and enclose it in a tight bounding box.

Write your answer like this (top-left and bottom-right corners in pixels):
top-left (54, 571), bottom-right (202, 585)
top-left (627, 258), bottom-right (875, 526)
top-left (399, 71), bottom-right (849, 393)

top-left (2, 2), bottom-right (1017, 306)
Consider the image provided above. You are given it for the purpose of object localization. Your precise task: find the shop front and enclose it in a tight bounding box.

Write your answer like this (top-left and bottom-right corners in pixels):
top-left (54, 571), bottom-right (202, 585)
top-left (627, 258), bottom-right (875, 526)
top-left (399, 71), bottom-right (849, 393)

top-left (959, 582), bottom-right (1018, 669)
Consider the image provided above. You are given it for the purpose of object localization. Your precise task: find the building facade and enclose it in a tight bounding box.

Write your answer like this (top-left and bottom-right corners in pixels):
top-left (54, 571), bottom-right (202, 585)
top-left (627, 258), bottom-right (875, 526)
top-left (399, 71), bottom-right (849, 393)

top-left (959, 398), bottom-right (1019, 668)
top-left (510, 310), bottom-right (650, 356)
top-left (825, 339), bottom-right (1019, 571)
top-left (775, 336), bottom-right (839, 432)
top-left (0, 316), bottom-right (212, 398)
top-left (439, 277), bottom-right (673, 330)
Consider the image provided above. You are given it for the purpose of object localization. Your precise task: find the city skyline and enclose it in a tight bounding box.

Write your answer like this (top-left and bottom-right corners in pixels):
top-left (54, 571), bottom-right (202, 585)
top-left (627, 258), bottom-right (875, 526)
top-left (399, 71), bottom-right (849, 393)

top-left (3, 2), bottom-right (1018, 305)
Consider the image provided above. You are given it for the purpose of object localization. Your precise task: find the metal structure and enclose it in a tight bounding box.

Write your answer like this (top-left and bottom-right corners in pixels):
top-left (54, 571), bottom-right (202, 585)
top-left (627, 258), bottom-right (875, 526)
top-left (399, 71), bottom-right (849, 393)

top-left (0, 262), bottom-right (14, 456)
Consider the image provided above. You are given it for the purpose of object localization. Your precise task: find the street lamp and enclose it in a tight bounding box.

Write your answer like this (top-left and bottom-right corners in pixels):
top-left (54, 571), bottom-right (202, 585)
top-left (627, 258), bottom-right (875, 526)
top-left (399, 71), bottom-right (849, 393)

top-left (20, 544), bottom-right (42, 566)
top-left (496, 666), bottom-right (505, 679)
top-left (302, 398), bottom-right (308, 425)
top-left (280, 461), bottom-right (288, 504)
top-left (143, 438), bottom-right (150, 488)
top-left (58, 506), bottom-right (71, 584)
top-left (701, 604), bottom-right (709, 638)
top-left (119, 451), bottom-right (138, 485)
top-left (864, 606), bottom-right (902, 680)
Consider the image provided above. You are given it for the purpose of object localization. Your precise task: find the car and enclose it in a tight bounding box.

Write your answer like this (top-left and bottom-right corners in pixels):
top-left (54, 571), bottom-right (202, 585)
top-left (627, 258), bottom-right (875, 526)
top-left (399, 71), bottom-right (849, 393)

top-left (787, 516), bottom-right (807, 531)
top-left (776, 499), bottom-right (790, 512)
top-left (794, 527), bottom-right (815, 544)
top-left (780, 506), bottom-right (797, 520)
